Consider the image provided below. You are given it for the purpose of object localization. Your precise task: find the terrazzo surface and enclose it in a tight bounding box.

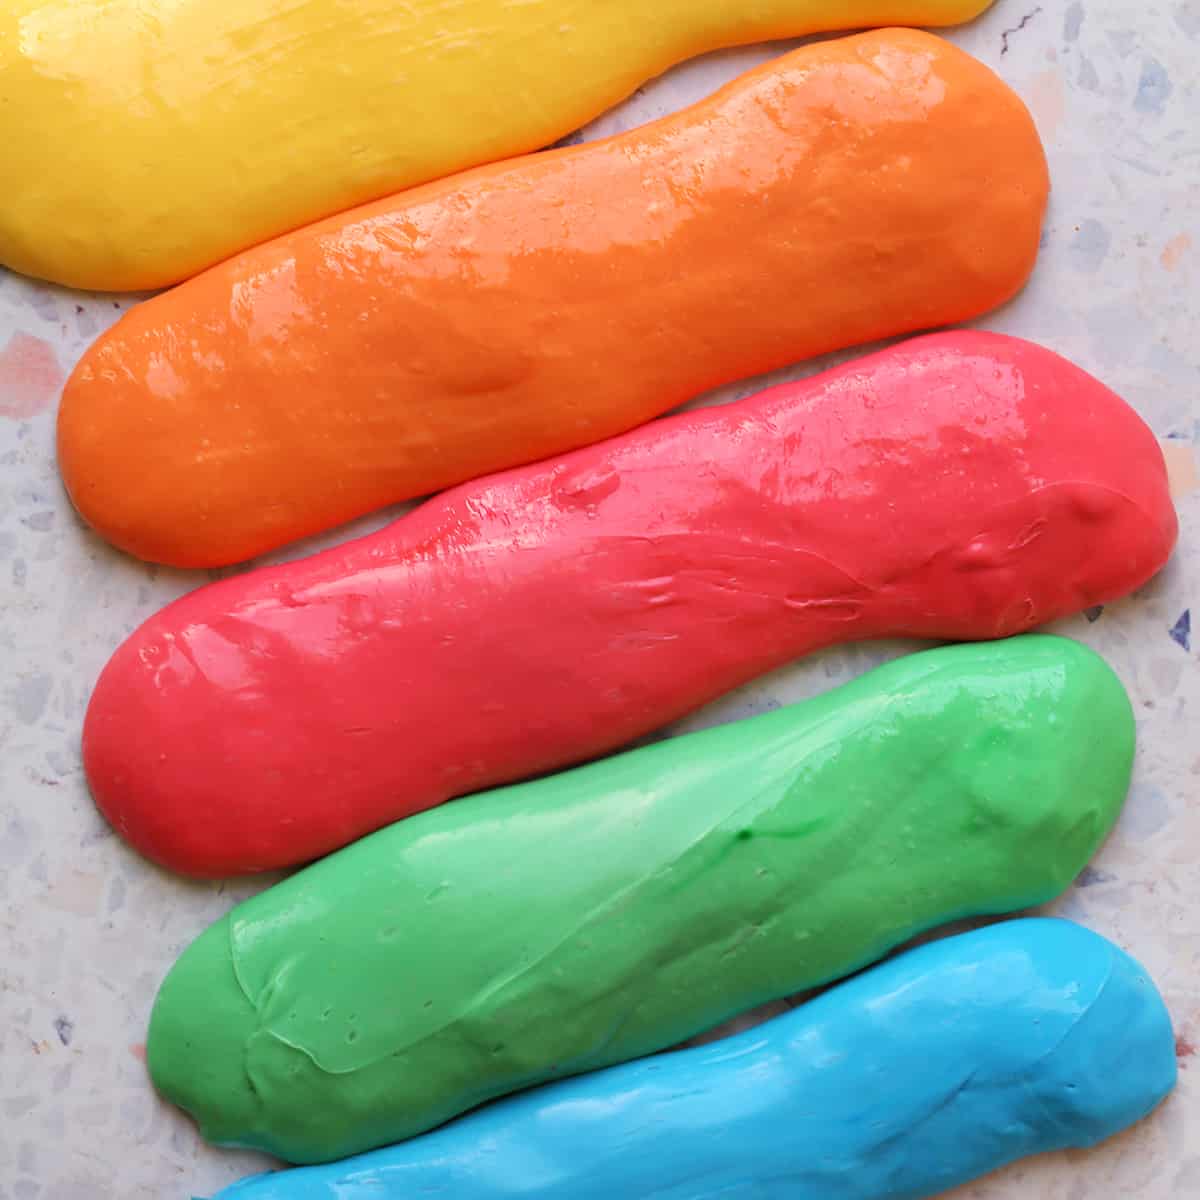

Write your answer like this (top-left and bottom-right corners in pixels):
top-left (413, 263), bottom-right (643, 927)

top-left (0, 1), bottom-right (1197, 1195)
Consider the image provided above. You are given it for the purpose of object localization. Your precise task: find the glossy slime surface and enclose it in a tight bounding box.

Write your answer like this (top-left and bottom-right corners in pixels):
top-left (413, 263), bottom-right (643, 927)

top-left (85, 333), bottom-right (1177, 878)
top-left (207, 919), bottom-right (1176, 1199)
top-left (57, 29), bottom-right (1049, 566)
top-left (2, 1), bottom-right (996, 292)
top-left (147, 636), bottom-right (1135, 1164)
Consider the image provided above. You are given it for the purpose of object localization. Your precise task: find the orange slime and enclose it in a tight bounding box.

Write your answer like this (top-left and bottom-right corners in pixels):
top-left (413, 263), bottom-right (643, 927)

top-left (58, 29), bottom-right (1048, 568)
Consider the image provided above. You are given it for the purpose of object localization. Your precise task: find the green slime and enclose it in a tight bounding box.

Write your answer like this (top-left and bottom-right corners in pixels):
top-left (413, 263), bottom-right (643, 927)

top-left (148, 635), bottom-right (1133, 1164)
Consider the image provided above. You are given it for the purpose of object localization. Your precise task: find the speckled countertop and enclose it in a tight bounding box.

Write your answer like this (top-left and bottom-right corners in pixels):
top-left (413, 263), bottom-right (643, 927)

top-left (1, 1), bottom-right (1197, 1196)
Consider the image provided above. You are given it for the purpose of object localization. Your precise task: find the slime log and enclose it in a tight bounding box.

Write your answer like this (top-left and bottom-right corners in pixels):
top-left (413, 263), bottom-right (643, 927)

top-left (147, 636), bottom-right (1135, 1164)
top-left (204, 919), bottom-right (1177, 1199)
top-left (84, 332), bottom-right (1176, 877)
top-left (2, 2), bottom-right (998, 291)
top-left (57, 29), bottom-right (1048, 565)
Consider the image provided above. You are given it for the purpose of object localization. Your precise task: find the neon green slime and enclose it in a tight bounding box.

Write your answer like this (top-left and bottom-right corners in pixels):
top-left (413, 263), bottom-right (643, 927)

top-left (148, 635), bottom-right (1133, 1165)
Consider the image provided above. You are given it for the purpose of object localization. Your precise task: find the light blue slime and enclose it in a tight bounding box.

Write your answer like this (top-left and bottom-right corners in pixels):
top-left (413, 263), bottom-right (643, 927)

top-left (208, 918), bottom-right (1175, 1200)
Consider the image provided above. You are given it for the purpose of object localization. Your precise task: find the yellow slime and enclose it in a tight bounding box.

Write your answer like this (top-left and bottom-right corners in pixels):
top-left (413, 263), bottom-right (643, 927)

top-left (1, 0), bottom-right (993, 291)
